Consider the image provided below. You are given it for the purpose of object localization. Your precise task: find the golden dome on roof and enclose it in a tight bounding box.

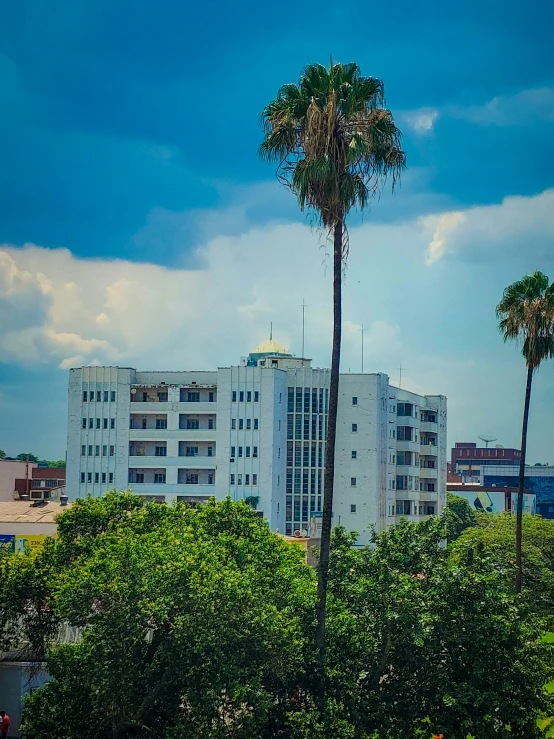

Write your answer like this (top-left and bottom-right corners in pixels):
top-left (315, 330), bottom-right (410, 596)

top-left (252, 339), bottom-right (290, 355)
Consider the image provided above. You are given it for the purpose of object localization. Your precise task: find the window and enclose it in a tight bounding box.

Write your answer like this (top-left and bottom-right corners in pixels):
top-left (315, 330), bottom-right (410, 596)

top-left (397, 426), bottom-right (414, 441)
top-left (103, 418), bottom-right (108, 429)
top-left (88, 445), bottom-right (93, 456)
top-left (246, 446), bottom-right (251, 457)
top-left (186, 419), bottom-right (199, 429)
top-left (252, 474), bottom-right (257, 486)
top-left (186, 473), bottom-right (198, 485)
top-left (154, 473), bottom-right (166, 484)
top-left (397, 402), bottom-right (413, 417)
top-left (238, 447), bottom-right (243, 458)
top-left (110, 391), bottom-right (116, 402)
top-left (82, 418), bottom-right (86, 428)
top-left (109, 473), bottom-right (113, 484)
top-left (102, 472), bottom-right (106, 484)
top-left (89, 418), bottom-right (94, 429)
top-left (80, 472), bottom-right (85, 483)
top-left (237, 474), bottom-right (243, 485)
top-left (230, 474), bottom-right (235, 485)
top-left (231, 446), bottom-right (235, 458)
top-left (239, 419), bottom-right (244, 430)
top-left (158, 391), bottom-right (167, 402)
top-left (185, 446), bottom-right (198, 457)
top-left (253, 446), bottom-right (258, 458)
top-left (81, 445), bottom-right (86, 456)
top-left (278, 447), bottom-right (281, 458)
top-left (110, 418), bottom-right (115, 429)
top-left (232, 391), bottom-right (237, 402)
top-left (209, 391), bottom-right (214, 402)
top-left (156, 418), bottom-right (167, 429)
top-left (272, 359), bottom-right (278, 367)
top-left (254, 391), bottom-right (259, 402)
top-left (110, 446), bottom-right (115, 457)
top-left (423, 504), bottom-right (436, 515)
top-left (187, 391), bottom-right (200, 402)
top-left (352, 423), bottom-right (358, 432)
top-left (207, 446), bottom-right (213, 457)
top-left (254, 419), bottom-right (259, 430)
top-left (351, 477), bottom-right (357, 486)
top-left (104, 391), bottom-right (109, 402)
top-left (96, 418), bottom-right (100, 429)
top-left (245, 474), bottom-right (250, 485)
top-left (82, 391), bottom-right (87, 402)
top-left (247, 391), bottom-right (252, 402)
top-left (208, 418), bottom-right (214, 429)
top-left (427, 482), bottom-right (435, 492)
top-left (95, 445), bottom-right (100, 456)
top-left (87, 472), bottom-right (92, 483)
top-left (260, 360), bottom-right (266, 367)
top-left (142, 418), bottom-right (147, 429)
top-left (352, 396), bottom-right (358, 406)
top-left (351, 451), bottom-right (357, 459)
top-left (239, 391), bottom-right (244, 402)
top-left (155, 446), bottom-right (167, 457)
top-left (103, 445), bottom-right (107, 456)
top-left (246, 419), bottom-right (251, 430)
top-left (94, 472), bottom-right (99, 483)
top-left (231, 419), bottom-right (236, 430)
top-left (396, 500), bottom-right (411, 515)
top-left (89, 391), bottom-right (95, 401)
top-left (350, 504), bottom-right (356, 513)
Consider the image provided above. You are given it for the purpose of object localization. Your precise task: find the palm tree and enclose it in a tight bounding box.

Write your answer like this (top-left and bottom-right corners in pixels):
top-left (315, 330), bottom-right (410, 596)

top-left (496, 271), bottom-right (554, 593)
top-left (260, 62), bottom-right (405, 655)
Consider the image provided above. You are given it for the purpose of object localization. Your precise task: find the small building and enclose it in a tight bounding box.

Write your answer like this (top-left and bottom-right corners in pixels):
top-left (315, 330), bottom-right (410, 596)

top-left (14, 467), bottom-right (66, 501)
top-left (0, 459), bottom-right (37, 502)
top-left (0, 500), bottom-right (72, 552)
top-left (450, 442), bottom-right (521, 482)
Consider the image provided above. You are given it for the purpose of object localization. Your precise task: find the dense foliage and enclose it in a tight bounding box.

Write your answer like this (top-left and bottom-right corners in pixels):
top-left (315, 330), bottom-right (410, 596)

top-left (444, 493), bottom-right (477, 542)
top-left (1, 493), bottom-right (553, 738)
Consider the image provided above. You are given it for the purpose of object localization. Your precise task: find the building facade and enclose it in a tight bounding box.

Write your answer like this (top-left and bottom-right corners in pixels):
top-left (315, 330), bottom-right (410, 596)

top-left (482, 465), bottom-right (554, 519)
top-left (66, 341), bottom-right (447, 545)
top-left (450, 442), bottom-right (521, 481)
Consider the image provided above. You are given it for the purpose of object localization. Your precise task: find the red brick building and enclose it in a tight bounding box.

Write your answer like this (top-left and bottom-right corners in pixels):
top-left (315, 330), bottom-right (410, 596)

top-left (451, 442), bottom-right (521, 480)
top-left (14, 467), bottom-right (66, 500)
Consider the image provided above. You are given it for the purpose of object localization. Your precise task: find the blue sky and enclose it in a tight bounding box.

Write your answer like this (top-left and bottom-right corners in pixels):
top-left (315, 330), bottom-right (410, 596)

top-left (1, 0), bottom-right (554, 461)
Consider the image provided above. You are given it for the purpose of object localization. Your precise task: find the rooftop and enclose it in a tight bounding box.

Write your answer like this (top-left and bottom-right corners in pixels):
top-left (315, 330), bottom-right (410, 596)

top-left (0, 500), bottom-right (72, 524)
top-left (251, 338), bottom-right (290, 356)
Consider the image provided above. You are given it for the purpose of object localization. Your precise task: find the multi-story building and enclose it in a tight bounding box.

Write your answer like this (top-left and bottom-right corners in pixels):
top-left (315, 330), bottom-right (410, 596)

top-left (482, 464), bottom-right (554, 519)
top-left (450, 441), bottom-right (521, 481)
top-left (66, 340), bottom-right (447, 545)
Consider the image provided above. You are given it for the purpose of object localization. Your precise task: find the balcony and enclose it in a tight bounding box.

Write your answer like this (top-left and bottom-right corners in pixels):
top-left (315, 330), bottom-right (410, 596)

top-left (419, 467), bottom-right (438, 479)
top-left (179, 388), bottom-right (217, 403)
top-left (178, 441), bottom-right (215, 459)
top-left (128, 468), bottom-right (167, 485)
top-left (130, 414), bottom-right (168, 430)
top-left (179, 414), bottom-right (216, 431)
top-left (420, 443), bottom-right (438, 456)
top-left (420, 421), bottom-right (438, 433)
top-left (177, 468), bottom-right (215, 486)
top-left (396, 439), bottom-right (420, 452)
top-left (130, 442), bottom-right (167, 457)
top-left (131, 387), bottom-right (169, 403)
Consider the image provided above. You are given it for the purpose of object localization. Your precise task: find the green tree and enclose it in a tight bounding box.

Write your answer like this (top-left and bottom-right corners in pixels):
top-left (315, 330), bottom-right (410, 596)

top-left (11, 495), bottom-right (317, 739)
top-left (0, 449), bottom-right (6, 458)
top-left (260, 61), bottom-right (405, 655)
top-left (326, 520), bottom-right (554, 738)
top-left (444, 492), bottom-right (477, 542)
top-left (455, 512), bottom-right (554, 617)
top-left (15, 452), bottom-right (39, 463)
top-left (496, 271), bottom-right (554, 592)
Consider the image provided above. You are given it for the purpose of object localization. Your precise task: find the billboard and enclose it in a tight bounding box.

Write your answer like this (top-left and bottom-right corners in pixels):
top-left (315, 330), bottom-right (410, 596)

top-left (0, 535), bottom-right (15, 552)
top-left (15, 535), bottom-right (49, 553)
top-left (454, 490), bottom-right (506, 513)
top-left (511, 494), bottom-right (537, 516)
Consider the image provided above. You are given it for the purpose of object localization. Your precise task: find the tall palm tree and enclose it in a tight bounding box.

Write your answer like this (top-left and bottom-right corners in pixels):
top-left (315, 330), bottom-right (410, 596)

top-left (260, 62), bottom-right (405, 655)
top-left (496, 271), bottom-right (554, 593)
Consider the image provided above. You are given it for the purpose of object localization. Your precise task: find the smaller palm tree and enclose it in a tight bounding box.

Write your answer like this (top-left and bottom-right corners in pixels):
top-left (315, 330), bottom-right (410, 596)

top-left (496, 271), bottom-right (554, 593)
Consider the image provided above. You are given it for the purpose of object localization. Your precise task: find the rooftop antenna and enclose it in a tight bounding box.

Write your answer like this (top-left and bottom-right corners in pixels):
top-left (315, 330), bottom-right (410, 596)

top-left (399, 362), bottom-right (404, 389)
top-left (300, 299), bottom-right (309, 360)
top-left (270, 322), bottom-right (273, 341)
top-left (478, 434), bottom-right (498, 448)
top-left (361, 324), bottom-right (365, 373)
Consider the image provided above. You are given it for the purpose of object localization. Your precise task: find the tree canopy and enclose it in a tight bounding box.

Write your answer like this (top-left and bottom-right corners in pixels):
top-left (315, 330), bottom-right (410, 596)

top-left (1, 493), bottom-right (552, 739)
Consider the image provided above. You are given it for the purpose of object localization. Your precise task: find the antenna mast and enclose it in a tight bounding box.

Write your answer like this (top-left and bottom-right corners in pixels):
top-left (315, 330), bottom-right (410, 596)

top-left (361, 324), bottom-right (365, 373)
top-left (270, 322), bottom-right (273, 341)
top-left (478, 434), bottom-right (498, 448)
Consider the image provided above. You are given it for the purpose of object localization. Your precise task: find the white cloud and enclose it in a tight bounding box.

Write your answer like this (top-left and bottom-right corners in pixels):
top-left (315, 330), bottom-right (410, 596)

top-left (401, 108), bottom-right (439, 134)
top-left (422, 211), bottom-right (466, 264)
top-left (451, 87), bottom-right (554, 126)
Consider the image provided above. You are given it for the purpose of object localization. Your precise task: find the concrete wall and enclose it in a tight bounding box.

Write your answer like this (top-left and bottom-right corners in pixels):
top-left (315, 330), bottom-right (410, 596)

top-left (0, 662), bottom-right (49, 737)
top-left (0, 462), bottom-right (37, 502)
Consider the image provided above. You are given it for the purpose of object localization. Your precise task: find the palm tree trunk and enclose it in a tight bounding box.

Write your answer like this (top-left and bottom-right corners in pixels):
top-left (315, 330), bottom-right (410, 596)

top-left (315, 220), bottom-right (342, 656)
top-left (515, 364), bottom-right (533, 594)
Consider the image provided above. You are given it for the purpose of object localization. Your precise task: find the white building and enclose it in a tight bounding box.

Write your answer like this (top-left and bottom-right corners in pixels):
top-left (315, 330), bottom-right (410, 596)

top-left (66, 340), bottom-right (446, 545)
